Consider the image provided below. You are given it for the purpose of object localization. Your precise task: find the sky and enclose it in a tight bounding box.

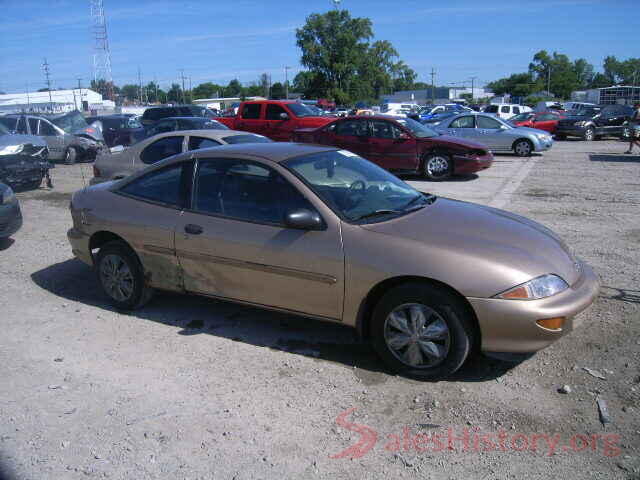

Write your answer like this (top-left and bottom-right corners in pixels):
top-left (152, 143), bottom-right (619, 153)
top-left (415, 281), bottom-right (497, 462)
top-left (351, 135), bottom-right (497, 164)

top-left (0, 0), bottom-right (639, 94)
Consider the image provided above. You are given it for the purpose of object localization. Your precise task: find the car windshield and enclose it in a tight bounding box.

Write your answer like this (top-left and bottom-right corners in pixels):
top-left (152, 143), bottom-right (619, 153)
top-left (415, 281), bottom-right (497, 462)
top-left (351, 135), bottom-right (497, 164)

top-left (284, 150), bottom-right (434, 222)
top-left (510, 113), bottom-right (533, 122)
top-left (484, 105), bottom-right (499, 113)
top-left (288, 103), bottom-right (320, 117)
top-left (49, 110), bottom-right (88, 133)
top-left (394, 117), bottom-right (439, 138)
top-left (125, 117), bottom-right (142, 128)
top-left (222, 134), bottom-right (272, 144)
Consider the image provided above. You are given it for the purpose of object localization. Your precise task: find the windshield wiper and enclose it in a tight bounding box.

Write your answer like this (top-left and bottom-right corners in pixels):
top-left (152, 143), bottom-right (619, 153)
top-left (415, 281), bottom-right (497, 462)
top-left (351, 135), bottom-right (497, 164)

top-left (353, 209), bottom-right (401, 221)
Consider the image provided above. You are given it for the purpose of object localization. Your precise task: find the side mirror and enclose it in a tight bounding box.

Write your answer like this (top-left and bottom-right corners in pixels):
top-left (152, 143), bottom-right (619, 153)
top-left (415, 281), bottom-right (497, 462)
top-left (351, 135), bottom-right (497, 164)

top-left (397, 132), bottom-right (411, 140)
top-left (284, 208), bottom-right (324, 230)
top-left (279, 112), bottom-right (289, 120)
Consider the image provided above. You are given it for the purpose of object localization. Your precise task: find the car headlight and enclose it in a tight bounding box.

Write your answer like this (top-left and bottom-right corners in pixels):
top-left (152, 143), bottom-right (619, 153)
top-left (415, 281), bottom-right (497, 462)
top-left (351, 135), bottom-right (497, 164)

top-left (0, 144), bottom-right (24, 155)
top-left (575, 121), bottom-right (586, 127)
top-left (496, 274), bottom-right (568, 300)
top-left (2, 186), bottom-right (16, 204)
top-left (535, 133), bottom-right (550, 140)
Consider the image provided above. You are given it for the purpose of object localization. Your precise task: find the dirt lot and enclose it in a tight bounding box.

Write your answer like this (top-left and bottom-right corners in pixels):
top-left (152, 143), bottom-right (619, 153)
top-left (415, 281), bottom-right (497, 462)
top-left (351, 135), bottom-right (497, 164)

top-left (1, 140), bottom-right (639, 479)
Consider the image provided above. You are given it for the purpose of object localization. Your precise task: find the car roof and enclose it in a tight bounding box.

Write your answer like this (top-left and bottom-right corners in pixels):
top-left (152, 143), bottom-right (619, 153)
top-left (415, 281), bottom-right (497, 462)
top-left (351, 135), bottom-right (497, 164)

top-left (157, 116), bottom-right (217, 121)
top-left (176, 142), bottom-right (339, 164)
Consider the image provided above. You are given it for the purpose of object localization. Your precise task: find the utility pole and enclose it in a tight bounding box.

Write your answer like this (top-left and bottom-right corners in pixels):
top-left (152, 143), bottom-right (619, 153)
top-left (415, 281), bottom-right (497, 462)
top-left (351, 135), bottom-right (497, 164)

top-left (547, 66), bottom-right (551, 97)
top-left (469, 76), bottom-right (477, 102)
top-left (77, 78), bottom-right (83, 110)
top-left (154, 75), bottom-right (159, 104)
top-left (188, 77), bottom-right (192, 103)
top-left (26, 82), bottom-right (30, 110)
top-left (179, 69), bottom-right (187, 104)
top-left (42, 58), bottom-right (53, 112)
top-left (430, 68), bottom-right (436, 104)
top-left (284, 66), bottom-right (291, 100)
top-left (138, 66), bottom-right (143, 105)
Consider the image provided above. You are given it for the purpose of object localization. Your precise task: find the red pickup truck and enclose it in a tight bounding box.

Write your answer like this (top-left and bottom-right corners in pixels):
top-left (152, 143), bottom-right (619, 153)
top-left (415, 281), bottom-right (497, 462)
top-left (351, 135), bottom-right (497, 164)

top-left (217, 100), bottom-right (333, 141)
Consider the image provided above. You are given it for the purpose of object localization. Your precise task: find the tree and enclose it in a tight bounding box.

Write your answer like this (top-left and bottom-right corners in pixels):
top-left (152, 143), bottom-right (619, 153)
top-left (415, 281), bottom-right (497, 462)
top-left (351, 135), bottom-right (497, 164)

top-left (259, 73), bottom-right (270, 97)
top-left (270, 82), bottom-right (285, 99)
top-left (166, 83), bottom-right (182, 103)
top-left (573, 58), bottom-right (594, 89)
top-left (192, 82), bottom-right (222, 100)
top-left (529, 50), bottom-right (579, 98)
top-left (120, 84), bottom-right (138, 102)
top-left (225, 79), bottom-right (242, 97)
top-left (487, 72), bottom-right (537, 97)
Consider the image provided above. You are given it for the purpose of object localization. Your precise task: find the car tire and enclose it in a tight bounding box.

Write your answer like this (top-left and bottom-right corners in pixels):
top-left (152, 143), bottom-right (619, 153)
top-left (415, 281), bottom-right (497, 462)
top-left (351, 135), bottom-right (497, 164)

top-left (583, 127), bottom-right (595, 141)
top-left (370, 282), bottom-right (475, 380)
top-left (422, 152), bottom-right (452, 181)
top-left (513, 139), bottom-right (533, 157)
top-left (95, 240), bottom-right (154, 310)
top-left (64, 147), bottom-right (77, 165)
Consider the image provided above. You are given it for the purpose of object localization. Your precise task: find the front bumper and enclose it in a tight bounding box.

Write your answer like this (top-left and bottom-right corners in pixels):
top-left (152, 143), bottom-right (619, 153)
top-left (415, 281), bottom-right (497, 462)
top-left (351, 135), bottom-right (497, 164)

top-left (453, 153), bottom-right (494, 174)
top-left (67, 227), bottom-right (93, 266)
top-left (0, 200), bottom-right (23, 238)
top-left (533, 137), bottom-right (554, 152)
top-left (467, 261), bottom-right (600, 353)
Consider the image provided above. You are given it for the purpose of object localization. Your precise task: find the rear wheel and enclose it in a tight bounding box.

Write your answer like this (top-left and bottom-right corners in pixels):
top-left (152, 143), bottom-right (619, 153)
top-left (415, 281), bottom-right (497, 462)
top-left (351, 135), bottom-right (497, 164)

top-left (422, 153), bottom-right (452, 181)
top-left (95, 240), bottom-right (154, 310)
top-left (64, 147), bottom-right (77, 165)
top-left (370, 282), bottom-right (474, 379)
top-left (513, 139), bottom-right (533, 157)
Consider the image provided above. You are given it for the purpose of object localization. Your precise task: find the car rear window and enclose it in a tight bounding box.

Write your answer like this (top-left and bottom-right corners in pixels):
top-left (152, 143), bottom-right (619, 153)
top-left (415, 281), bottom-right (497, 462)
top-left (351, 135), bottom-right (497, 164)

top-left (222, 134), bottom-right (272, 144)
top-left (484, 105), bottom-right (498, 113)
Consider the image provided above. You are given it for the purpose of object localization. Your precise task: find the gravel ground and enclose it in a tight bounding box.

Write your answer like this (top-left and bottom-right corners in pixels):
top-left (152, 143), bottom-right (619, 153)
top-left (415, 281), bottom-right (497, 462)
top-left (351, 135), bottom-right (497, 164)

top-left (1, 140), bottom-right (638, 480)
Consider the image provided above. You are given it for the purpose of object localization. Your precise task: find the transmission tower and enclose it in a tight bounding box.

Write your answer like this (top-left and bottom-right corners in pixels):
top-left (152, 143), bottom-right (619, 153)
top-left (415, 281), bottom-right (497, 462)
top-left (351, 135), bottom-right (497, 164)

top-left (42, 58), bottom-right (53, 111)
top-left (90, 0), bottom-right (114, 100)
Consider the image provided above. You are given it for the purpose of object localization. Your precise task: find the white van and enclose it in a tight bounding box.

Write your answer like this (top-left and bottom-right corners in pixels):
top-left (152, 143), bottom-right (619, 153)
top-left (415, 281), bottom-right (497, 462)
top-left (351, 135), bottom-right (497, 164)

top-left (381, 102), bottom-right (419, 113)
top-left (484, 103), bottom-right (532, 119)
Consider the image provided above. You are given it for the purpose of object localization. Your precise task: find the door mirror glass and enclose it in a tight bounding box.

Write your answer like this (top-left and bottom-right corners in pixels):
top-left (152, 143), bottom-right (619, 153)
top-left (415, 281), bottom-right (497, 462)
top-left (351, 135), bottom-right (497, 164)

top-left (279, 112), bottom-right (289, 120)
top-left (284, 208), bottom-right (324, 230)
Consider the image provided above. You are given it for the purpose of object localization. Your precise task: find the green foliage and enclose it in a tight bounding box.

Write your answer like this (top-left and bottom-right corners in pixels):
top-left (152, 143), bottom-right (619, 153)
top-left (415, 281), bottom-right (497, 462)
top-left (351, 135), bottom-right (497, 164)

top-left (295, 9), bottom-right (417, 103)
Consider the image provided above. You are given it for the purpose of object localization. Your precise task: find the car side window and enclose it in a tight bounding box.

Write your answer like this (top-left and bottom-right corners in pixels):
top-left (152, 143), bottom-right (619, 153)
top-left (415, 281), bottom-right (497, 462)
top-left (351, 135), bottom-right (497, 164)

top-left (371, 120), bottom-right (402, 139)
top-left (335, 119), bottom-right (368, 136)
top-left (265, 104), bottom-right (288, 120)
top-left (155, 120), bottom-right (176, 133)
top-left (28, 118), bottom-right (39, 134)
top-left (140, 136), bottom-right (184, 164)
top-left (119, 162), bottom-right (191, 207)
top-left (189, 136), bottom-right (222, 150)
top-left (39, 120), bottom-right (58, 136)
top-left (477, 116), bottom-right (502, 129)
top-left (177, 119), bottom-right (195, 130)
top-left (241, 104), bottom-right (262, 119)
top-left (193, 159), bottom-right (316, 225)
top-left (500, 106), bottom-right (510, 113)
top-left (450, 116), bottom-right (475, 128)
top-left (513, 107), bottom-right (520, 114)
top-left (538, 114), bottom-right (555, 121)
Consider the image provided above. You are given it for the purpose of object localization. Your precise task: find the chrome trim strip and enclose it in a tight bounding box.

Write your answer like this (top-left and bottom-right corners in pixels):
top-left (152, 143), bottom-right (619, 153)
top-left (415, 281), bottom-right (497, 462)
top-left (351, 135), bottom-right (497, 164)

top-left (143, 244), bottom-right (175, 255)
top-left (176, 250), bottom-right (337, 285)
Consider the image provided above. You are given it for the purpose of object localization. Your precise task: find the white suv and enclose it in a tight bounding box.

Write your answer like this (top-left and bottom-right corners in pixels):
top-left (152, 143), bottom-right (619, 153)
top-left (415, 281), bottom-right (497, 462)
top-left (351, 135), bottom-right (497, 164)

top-left (484, 104), bottom-right (532, 119)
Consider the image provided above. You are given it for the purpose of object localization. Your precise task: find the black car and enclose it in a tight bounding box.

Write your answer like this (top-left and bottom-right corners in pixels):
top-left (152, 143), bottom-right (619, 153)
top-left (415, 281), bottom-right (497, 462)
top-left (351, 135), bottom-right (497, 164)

top-left (144, 116), bottom-right (230, 137)
top-left (140, 105), bottom-right (218, 127)
top-left (556, 104), bottom-right (634, 141)
top-left (86, 114), bottom-right (146, 148)
top-left (0, 182), bottom-right (22, 239)
top-left (0, 122), bottom-right (52, 189)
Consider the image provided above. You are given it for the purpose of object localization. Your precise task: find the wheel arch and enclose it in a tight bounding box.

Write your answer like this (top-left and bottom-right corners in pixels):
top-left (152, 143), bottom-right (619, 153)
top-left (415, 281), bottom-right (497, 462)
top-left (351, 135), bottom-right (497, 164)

top-left (89, 231), bottom-right (133, 259)
top-left (355, 275), bottom-right (481, 348)
top-left (511, 137), bottom-right (534, 151)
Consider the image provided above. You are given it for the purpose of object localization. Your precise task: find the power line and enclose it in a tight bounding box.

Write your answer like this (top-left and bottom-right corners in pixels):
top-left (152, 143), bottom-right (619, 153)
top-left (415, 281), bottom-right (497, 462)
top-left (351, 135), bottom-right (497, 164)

top-left (90, 0), bottom-right (114, 100)
top-left (430, 68), bottom-right (436, 103)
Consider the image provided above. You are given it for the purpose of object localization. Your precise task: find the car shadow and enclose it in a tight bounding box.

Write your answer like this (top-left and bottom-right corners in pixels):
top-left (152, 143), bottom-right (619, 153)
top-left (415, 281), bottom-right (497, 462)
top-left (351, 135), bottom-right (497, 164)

top-left (599, 285), bottom-right (640, 304)
top-left (589, 153), bottom-right (640, 163)
top-left (399, 173), bottom-right (479, 182)
top-left (31, 258), bottom-right (521, 383)
top-left (0, 238), bottom-right (15, 251)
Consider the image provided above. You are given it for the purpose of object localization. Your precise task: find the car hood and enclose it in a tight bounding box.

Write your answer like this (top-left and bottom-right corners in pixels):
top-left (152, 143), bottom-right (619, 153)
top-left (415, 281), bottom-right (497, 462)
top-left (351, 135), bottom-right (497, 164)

top-left (420, 134), bottom-right (488, 151)
top-left (360, 197), bottom-right (580, 288)
top-left (296, 117), bottom-right (334, 128)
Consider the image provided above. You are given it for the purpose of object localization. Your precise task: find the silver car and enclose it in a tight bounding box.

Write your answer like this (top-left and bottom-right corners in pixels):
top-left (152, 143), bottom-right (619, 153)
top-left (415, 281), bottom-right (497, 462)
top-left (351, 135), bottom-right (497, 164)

top-left (91, 129), bottom-right (272, 184)
top-left (1, 112), bottom-right (104, 164)
top-left (434, 113), bottom-right (553, 156)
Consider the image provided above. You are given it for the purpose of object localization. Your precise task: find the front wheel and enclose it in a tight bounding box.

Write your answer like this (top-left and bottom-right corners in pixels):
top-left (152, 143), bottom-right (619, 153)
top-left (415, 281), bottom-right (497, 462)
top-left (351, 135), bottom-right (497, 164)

top-left (513, 139), bottom-right (533, 157)
top-left (95, 241), bottom-right (154, 310)
top-left (422, 153), bottom-right (452, 181)
top-left (583, 127), bottom-right (595, 141)
top-left (64, 147), bottom-right (77, 165)
top-left (370, 283), bottom-right (475, 379)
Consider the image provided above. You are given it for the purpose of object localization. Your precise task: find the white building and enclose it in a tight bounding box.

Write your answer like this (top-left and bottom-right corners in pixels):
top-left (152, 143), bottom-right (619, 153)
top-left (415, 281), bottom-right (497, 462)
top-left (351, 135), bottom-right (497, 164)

top-left (571, 86), bottom-right (640, 105)
top-left (0, 89), bottom-right (114, 114)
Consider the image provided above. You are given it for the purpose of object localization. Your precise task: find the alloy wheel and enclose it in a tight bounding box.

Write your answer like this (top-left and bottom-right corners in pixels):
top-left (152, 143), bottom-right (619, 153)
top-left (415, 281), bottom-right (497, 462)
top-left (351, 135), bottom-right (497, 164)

top-left (514, 141), bottom-right (531, 156)
top-left (426, 156), bottom-right (449, 178)
top-left (384, 303), bottom-right (451, 368)
top-left (99, 254), bottom-right (134, 302)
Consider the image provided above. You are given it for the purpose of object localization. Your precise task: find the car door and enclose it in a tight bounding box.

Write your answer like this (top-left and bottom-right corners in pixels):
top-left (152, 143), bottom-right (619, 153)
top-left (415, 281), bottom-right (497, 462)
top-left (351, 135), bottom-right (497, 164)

top-left (263, 103), bottom-right (295, 141)
top-left (175, 158), bottom-right (344, 319)
top-left (36, 118), bottom-right (66, 160)
top-left (325, 118), bottom-right (370, 159)
top-left (367, 119), bottom-right (417, 170)
top-left (234, 103), bottom-right (264, 135)
top-left (443, 115), bottom-right (476, 140)
top-left (531, 113), bottom-right (558, 133)
top-left (113, 161), bottom-right (191, 292)
top-left (135, 135), bottom-right (186, 170)
top-left (476, 115), bottom-right (507, 150)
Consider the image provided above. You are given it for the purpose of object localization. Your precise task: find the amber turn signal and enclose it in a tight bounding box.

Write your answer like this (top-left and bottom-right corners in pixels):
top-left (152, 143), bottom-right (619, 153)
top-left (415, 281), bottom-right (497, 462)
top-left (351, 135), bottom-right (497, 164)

top-left (536, 317), bottom-right (565, 330)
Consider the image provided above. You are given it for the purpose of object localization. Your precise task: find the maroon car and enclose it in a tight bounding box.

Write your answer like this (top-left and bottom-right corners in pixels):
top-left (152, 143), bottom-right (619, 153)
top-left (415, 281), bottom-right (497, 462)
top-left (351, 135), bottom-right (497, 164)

top-left (292, 115), bottom-right (493, 180)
